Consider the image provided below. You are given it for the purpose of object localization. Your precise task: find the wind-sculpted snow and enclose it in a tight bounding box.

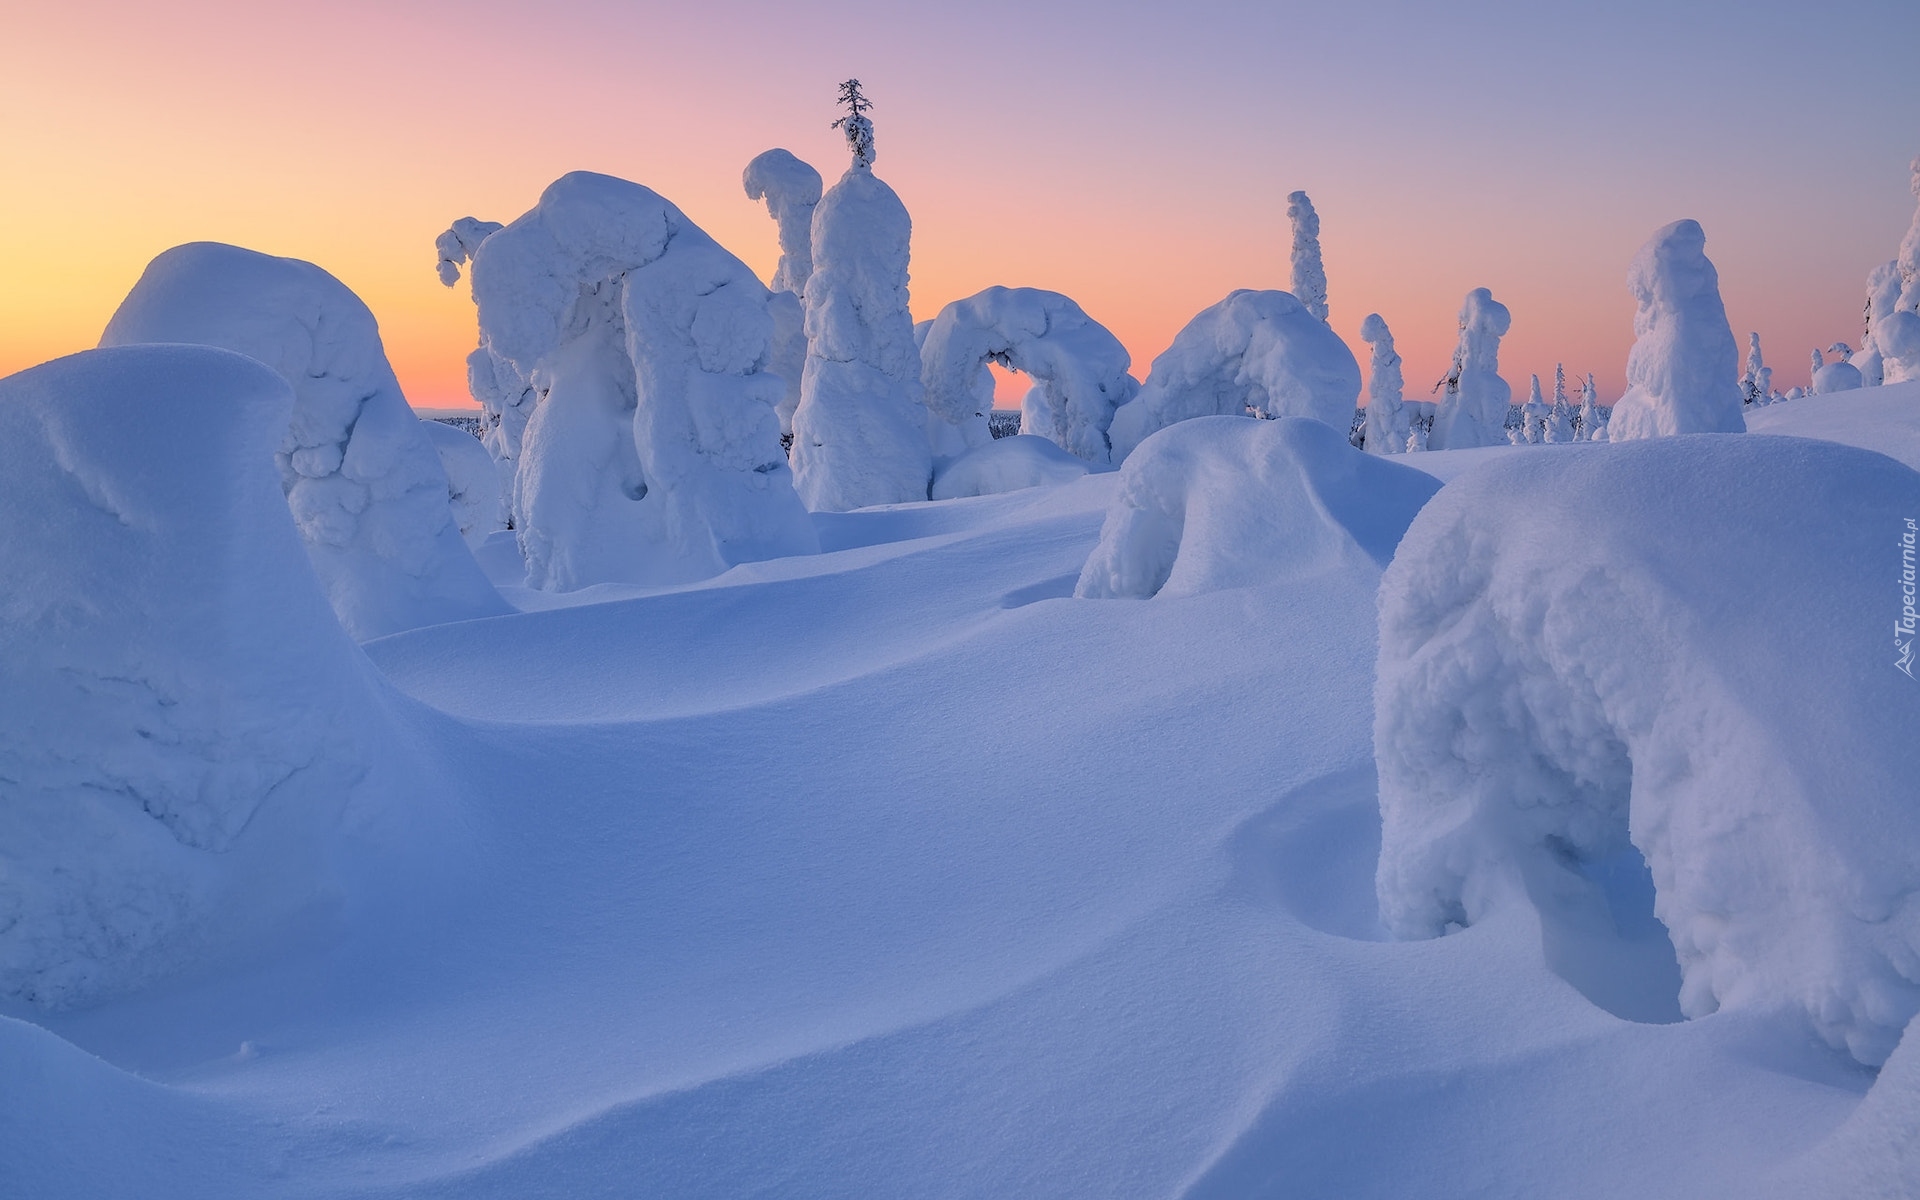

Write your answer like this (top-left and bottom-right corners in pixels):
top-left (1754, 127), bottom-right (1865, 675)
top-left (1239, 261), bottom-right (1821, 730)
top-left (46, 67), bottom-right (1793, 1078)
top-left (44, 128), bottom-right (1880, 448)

top-left (459, 171), bottom-right (817, 589)
top-left (921, 286), bottom-right (1137, 464)
top-left (744, 149), bottom-right (823, 435)
top-left (421, 419), bottom-right (505, 548)
top-left (1375, 435), bottom-right (1920, 1066)
top-left (1106, 290), bottom-right (1360, 462)
top-left (0, 347), bottom-right (382, 1006)
top-left (1429, 287), bottom-right (1511, 450)
top-left (1077, 416), bottom-right (1439, 599)
top-left (1608, 220), bottom-right (1745, 440)
top-left (930, 433), bottom-right (1091, 500)
top-left (100, 242), bottom-right (509, 639)
top-left (791, 165), bottom-right (933, 510)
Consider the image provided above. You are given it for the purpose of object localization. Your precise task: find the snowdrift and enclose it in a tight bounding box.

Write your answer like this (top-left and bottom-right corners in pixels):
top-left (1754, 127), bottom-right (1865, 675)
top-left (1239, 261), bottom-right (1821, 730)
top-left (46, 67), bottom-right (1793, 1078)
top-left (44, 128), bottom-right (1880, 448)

top-left (462, 172), bottom-right (818, 589)
top-left (100, 242), bottom-right (508, 640)
top-left (920, 286), bottom-right (1138, 464)
top-left (1375, 434), bottom-right (1920, 1066)
top-left (930, 433), bottom-right (1091, 500)
top-left (1076, 416), bottom-right (1440, 599)
top-left (0, 346), bottom-right (385, 1006)
top-left (1107, 290), bottom-right (1360, 462)
top-left (421, 419), bottom-right (505, 548)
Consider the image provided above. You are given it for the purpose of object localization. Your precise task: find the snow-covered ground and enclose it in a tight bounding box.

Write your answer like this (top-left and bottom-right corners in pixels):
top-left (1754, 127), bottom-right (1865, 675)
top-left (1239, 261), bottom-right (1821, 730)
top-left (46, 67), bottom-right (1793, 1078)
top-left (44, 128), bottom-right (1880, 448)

top-left (4, 374), bottom-right (1919, 1198)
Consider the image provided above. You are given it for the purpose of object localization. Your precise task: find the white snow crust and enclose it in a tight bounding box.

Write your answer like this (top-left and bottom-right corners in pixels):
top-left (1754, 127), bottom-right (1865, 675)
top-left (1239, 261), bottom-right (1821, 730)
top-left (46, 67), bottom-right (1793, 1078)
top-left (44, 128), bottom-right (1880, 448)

top-left (919, 285), bottom-right (1138, 464)
top-left (100, 242), bottom-right (509, 639)
top-left (1375, 434), bottom-right (1920, 1066)
top-left (1076, 415), bottom-right (1439, 600)
top-left (1106, 289), bottom-right (1361, 462)
top-left (1607, 220), bottom-right (1746, 439)
top-left (460, 171), bottom-right (818, 589)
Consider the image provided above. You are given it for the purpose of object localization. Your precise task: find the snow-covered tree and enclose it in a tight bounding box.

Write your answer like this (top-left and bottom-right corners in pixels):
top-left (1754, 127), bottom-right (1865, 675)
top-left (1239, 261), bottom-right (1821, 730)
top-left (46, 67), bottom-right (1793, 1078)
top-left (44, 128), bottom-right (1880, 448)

top-left (1523, 374), bottom-right (1548, 443)
top-left (1106, 289), bottom-right (1361, 462)
top-left (743, 148), bottom-right (825, 437)
top-left (456, 171), bottom-right (818, 590)
top-left (1546, 363), bottom-right (1573, 443)
top-left (1359, 313), bottom-right (1407, 455)
top-left (1429, 288), bottom-right (1512, 450)
top-left (1287, 191), bottom-right (1329, 322)
top-left (791, 87), bottom-right (933, 510)
top-left (1740, 332), bottom-right (1766, 405)
top-left (1607, 220), bottom-right (1744, 441)
top-left (1578, 372), bottom-right (1603, 440)
top-left (103, 241), bottom-right (509, 639)
top-left (1814, 345), bottom-right (1863, 393)
top-left (1856, 262), bottom-right (1900, 386)
top-left (920, 286), bottom-right (1137, 464)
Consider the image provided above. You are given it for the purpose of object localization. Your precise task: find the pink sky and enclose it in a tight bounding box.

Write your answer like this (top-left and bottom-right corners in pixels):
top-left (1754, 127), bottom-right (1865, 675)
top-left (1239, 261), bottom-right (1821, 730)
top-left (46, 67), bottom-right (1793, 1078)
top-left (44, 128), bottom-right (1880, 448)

top-left (3, 0), bottom-right (1916, 410)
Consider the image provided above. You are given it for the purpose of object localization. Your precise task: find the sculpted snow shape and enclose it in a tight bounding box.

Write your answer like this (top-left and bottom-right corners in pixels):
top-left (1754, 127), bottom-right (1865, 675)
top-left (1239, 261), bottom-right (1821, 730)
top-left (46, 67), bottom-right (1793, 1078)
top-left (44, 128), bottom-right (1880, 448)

top-left (420, 419), bottom-right (506, 548)
top-left (790, 161), bottom-right (933, 511)
top-left (0, 346), bottom-right (385, 1006)
top-left (1857, 262), bottom-right (1901, 386)
top-left (1076, 415), bottom-right (1439, 600)
top-left (744, 149), bottom-right (824, 435)
top-left (930, 434), bottom-right (1090, 500)
top-left (1106, 289), bottom-right (1361, 463)
top-left (101, 241), bottom-right (509, 640)
top-left (1607, 220), bottom-right (1744, 440)
top-left (457, 171), bottom-right (818, 590)
top-left (1287, 191), bottom-right (1329, 323)
top-left (1429, 287), bottom-right (1512, 450)
top-left (1359, 313), bottom-right (1407, 455)
top-left (920, 286), bottom-right (1138, 464)
top-left (1374, 435), bottom-right (1920, 1066)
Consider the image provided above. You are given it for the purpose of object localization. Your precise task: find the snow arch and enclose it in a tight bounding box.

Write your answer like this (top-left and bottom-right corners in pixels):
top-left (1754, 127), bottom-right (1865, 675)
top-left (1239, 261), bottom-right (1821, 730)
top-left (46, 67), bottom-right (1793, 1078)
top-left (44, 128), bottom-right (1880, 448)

top-left (456, 171), bottom-right (818, 590)
top-left (1375, 435), bottom-right (1920, 1066)
top-left (921, 286), bottom-right (1137, 465)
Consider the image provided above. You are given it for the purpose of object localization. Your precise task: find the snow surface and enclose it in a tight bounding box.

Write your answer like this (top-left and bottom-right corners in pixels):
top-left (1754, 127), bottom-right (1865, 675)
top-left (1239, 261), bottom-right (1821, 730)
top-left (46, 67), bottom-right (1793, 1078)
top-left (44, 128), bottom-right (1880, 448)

top-left (929, 433), bottom-right (1090, 500)
top-left (1107, 289), bottom-right (1361, 462)
top-left (460, 172), bottom-right (818, 589)
top-left (1608, 220), bottom-right (1746, 439)
top-left (7, 324), bottom-right (1920, 1198)
top-left (100, 242), bottom-right (509, 640)
top-left (0, 346), bottom-right (402, 1008)
top-left (1077, 416), bottom-right (1440, 600)
top-left (920, 285), bottom-right (1138, 464)
top-left (790, 165), bottom-right (932, 510)
top-left (1376, 434), bottom-right (1920, 1066)
top-left (420, 419), bottom-right (505, 547)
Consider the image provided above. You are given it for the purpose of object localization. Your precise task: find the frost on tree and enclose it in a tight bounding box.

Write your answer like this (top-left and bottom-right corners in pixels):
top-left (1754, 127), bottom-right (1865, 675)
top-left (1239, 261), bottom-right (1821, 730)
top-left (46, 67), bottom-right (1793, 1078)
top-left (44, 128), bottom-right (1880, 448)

top-left (1740, 332), bottom-right (1767, 405)
top-left (1815, 343), bottom-right (1863, 394)
top-left (1374, 435), bottom-right (1920, 1066)
top-left (744, 149), bottom-right (825, 436)
top-left (1106, 289), bottom-right (1361, 463)
top-left (1578, 373), bottom-right (1606, 440)
top-left (101, 241), bottom-right (509, 640)
top-left (1287, 191), bottom-right (1329, 323)
top-left (1359, 313), bottom-right (1407, 456)
top-left (1545, 364), bottom-right (1573, 443)
top-left (920, 286), bottom-right (1139, 464)
top-left (1856, 263), bottom-right (1901, 386)
top-left (452, 171), bottom-right (818, 590)
top-left (0, 346), bottom-right (388, 1007)
top-left (1522, 374), bottom-right (1548, 444)
top-left (1607, 221), bottom-right (1744, 441)
top-left (421, 419), bottom-right (506, 548)
top-left (1428, 288), bottom-right (1512, 450)
top-left (790, 84), bottom-right (932, 511)
top-left (1076, 415), bottom-right (1439, 600)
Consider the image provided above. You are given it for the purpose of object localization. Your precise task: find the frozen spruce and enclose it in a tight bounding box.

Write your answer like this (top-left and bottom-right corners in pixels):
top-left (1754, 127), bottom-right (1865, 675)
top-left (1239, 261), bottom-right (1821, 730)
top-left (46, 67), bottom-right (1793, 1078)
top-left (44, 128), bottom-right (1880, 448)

top-left (1429, 288), bottom-right (1512, 450)
top-left (0, 346), bottom-right (390, 1006)
top-left (920, 286), bottom-right (1139, 464)
top-left (1106, 289), bottom-right (1361, 462)
top-left (457, 171), bottom-right (818, 590)
top-left (1077, 415), bottom-right (1438, 600)
top-left (101, 241), bottom-right (509, 640)
top-left (1607, 220), bottom-right (1744, 440)
top-left (1287, 191), bottom-right (1329, 322)
top-left (1546, 363), bottom-right (1573, 443)
top-left (421, 418), bottom-right (506, 548)
top-left (1523, 374), bottom-right (1548, 444)
top-left (1857, 263), bottom-right (1901, 386)
top-left (744, 149), bottom-right (825, 435)
top-left (1741, 332), bottom-right (1767, 405)
top-left (1374, 434), bottom-right (1920, 1066)
top-left (1578, 372), bottom-right (1605, 439)
top-left (1359, 313), bottom-right (1407, 455)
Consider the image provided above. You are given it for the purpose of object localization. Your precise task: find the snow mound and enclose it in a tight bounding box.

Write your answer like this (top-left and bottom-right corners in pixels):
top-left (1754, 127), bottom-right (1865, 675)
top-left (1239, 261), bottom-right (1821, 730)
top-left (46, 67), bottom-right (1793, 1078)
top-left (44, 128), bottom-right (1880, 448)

top-left (1076, 415), bottom-right (1440, 600)
top-left (0, 346), bottom-right (380, 1006)
top-left (791, 165), bottom-right (932, 511)
top-left (1375, 435), bottom-right (1920, 1066)
top-left (420, 419), bottom-right (504, 548)
top-left (1608, 220), bottom-right (1745, 440)
top-left (100, 241), bottom-right (508, 639)
top-left (1107, 290), bottom-right (1361, 462)
top-left (930, 433), bottom-right (1091, 500)
top-left (1814, 360), bottom-right (1865, 394)
top-left (462, 171), bottom-right (818, 589)
top-left (1430, 287), bottom-right (1512, 450)
top-left (920, 285), bottom-right (1138, 464)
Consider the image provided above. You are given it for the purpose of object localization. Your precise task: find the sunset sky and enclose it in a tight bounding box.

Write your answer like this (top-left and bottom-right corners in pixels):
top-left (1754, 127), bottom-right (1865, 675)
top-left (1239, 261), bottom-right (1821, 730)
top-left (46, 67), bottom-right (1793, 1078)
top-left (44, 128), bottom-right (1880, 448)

top-left (4, 0), bottom-right (1917, 409)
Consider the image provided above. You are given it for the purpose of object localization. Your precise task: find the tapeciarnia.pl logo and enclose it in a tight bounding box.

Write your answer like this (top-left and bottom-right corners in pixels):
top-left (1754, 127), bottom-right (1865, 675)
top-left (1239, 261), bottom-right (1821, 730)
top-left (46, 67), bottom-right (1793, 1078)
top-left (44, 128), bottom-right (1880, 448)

top-left (1900, 517), bottom-right (1917, 678)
